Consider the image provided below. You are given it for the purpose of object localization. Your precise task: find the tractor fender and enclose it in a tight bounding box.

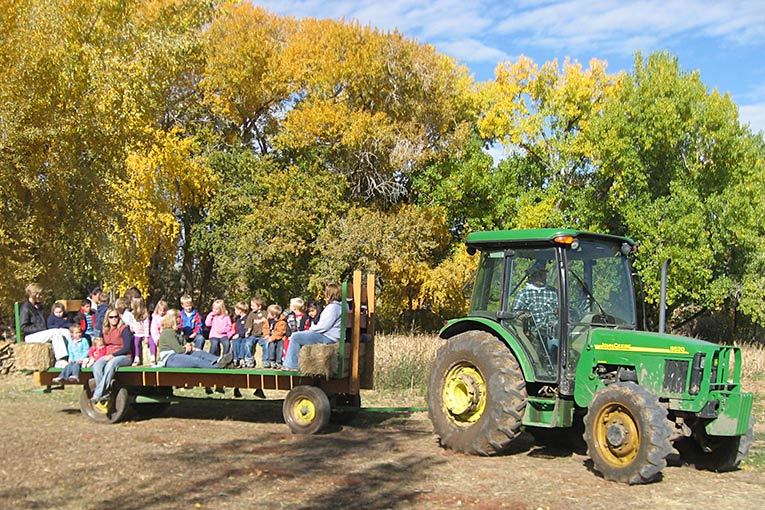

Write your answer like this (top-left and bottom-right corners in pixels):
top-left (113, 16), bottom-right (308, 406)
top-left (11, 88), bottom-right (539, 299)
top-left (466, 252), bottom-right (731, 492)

top-left (439, 317), bottom-right (538, 383)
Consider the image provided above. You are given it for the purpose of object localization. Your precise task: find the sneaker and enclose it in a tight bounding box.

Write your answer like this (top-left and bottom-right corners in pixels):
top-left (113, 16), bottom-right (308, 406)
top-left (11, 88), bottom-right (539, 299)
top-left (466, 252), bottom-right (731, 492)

top-left (205, 387), bottom-right (214, 395)
top-left (68, 376), bottom-right (79, 383)
top-left (244, 359), bottom-right (255, 368)
top-left (52, 376), bottom-right (64, 384)
top-left (275, 363), bottom-right (283, 370)
top-left (94, 401), bottom-right (109, 413)
top-left (215, 387), bottom-right (225, 394)
top-left (253, 388), bottom-right (266, 399)
top-left (233, 388), bottom-right (242, 398)
top-left (216, 350), bottom-right (234, 368)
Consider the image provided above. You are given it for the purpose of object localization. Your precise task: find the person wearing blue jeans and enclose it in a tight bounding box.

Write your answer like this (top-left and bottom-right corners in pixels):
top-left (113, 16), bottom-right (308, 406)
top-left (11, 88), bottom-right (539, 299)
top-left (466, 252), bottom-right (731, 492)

top-left (156, 310), bottom-right (233, 369)
top-left (91, 308), bottom-right (134, 408)
top-left (282, 283), bottom-right (343, 371)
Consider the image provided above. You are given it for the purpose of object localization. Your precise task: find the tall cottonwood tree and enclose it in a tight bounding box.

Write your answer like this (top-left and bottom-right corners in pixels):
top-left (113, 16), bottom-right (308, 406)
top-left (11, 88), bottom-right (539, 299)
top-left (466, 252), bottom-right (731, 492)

top-left (589, 52), bottom-right (765, 323)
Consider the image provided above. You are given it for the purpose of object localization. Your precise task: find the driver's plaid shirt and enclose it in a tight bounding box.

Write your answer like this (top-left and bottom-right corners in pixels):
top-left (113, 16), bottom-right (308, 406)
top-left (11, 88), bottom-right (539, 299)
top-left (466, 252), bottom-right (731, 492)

top-left (513, 284), bottom-right (559, 326)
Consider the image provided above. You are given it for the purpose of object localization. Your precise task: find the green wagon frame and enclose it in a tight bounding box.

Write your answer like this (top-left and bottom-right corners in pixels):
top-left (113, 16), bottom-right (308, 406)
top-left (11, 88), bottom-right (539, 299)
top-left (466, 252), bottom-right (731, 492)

top-left (24, 271), bottom-right (376, 434)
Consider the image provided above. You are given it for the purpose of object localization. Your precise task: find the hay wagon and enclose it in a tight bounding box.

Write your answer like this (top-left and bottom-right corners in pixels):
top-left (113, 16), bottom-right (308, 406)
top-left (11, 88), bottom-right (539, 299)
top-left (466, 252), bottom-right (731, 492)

top-left (19, 271), bottom-right (376, 434)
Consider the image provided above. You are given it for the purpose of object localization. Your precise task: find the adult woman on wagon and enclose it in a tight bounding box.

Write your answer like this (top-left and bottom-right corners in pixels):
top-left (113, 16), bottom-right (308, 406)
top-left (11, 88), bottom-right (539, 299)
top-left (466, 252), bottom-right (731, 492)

top-left (281, 283), bottom-right (343, 371)
top-left (156, 309), bottom-right (233, 369)
top-left (19, 283), bottom-right (69, 366)
top-left (90, 307), bottom-right (133, 409)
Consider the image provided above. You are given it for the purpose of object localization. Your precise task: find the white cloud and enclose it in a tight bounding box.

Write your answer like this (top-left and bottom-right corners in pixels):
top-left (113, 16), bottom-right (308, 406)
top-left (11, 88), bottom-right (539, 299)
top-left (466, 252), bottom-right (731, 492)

top-left (739, 103), bottom-right (765, 135)
top-left (494, 0), bottom-right (765, 55)
top-left (436, 38), bottom-right (510, 65)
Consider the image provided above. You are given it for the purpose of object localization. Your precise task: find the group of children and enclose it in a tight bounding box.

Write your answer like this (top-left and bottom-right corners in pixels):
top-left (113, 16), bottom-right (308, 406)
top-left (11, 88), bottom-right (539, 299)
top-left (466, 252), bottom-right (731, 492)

top-left (47, 288), bottom-right (323, 383)
top-left (174, 295), bottom-right (321, 369)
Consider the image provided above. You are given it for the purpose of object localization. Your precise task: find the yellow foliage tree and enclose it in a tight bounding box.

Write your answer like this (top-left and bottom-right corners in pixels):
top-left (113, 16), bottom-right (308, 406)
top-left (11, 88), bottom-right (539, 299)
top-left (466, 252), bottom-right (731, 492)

top-left (202, 2), bottom-right (294, 154)
top-left (479, 56), bottom-right (623, 188)
top-left (105, 128), bottom-right (218, 295)
top-left (276, 17), bottom-right (478, 201)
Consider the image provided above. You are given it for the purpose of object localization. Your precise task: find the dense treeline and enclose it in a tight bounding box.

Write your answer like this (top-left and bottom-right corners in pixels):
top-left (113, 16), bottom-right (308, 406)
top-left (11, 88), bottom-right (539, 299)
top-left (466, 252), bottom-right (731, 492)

top-left (1, 0), bottom-right (764, 337)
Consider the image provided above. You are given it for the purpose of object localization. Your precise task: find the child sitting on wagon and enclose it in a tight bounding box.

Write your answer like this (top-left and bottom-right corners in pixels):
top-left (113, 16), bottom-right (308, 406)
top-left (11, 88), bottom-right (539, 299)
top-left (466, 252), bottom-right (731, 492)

top-left (86, 336), bottom-right (107, 367)
top-left (262, 304), bottom-right (288, 369)
top-left (52, 324), bottom-right (90, 384)
top-left (230, 301), bottom-right (254, 368)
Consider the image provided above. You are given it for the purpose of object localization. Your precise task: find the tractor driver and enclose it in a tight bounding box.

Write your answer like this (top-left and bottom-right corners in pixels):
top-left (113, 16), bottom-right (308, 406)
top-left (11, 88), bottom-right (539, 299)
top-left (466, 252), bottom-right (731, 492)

top-left (513, 261), bottom-right (560, 357)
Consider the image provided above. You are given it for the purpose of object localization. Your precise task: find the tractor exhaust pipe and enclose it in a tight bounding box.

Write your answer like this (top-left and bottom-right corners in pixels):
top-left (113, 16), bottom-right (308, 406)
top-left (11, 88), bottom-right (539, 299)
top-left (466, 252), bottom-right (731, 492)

top-left (659, 259), bottom-right (670, 334)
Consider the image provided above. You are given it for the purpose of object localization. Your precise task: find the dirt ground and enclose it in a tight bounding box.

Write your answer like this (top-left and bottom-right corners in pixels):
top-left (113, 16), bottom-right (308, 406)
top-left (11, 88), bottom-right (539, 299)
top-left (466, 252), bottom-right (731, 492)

top-left (1, 373), bottom-right (763, 510)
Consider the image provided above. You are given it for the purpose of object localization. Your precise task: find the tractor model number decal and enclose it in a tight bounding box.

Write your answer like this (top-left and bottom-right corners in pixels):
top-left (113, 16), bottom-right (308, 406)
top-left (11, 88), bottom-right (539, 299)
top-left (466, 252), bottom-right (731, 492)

top-left (594, 343), bottom-right (690, 355)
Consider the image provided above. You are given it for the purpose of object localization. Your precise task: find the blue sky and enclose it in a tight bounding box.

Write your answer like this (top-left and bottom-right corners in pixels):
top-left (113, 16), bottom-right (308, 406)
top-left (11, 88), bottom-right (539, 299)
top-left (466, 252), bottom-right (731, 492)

top-left (253, 0), bottom-right (765, 135)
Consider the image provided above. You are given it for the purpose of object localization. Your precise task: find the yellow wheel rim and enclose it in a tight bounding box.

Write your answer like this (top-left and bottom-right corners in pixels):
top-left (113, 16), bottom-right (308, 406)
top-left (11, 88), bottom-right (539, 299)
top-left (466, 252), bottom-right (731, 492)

top-left (593, 402), bottom-right (640, 467)
top-left (442, 363), bottom-right (486, 425)
top-left (293, 397), bottom-right (316, 424)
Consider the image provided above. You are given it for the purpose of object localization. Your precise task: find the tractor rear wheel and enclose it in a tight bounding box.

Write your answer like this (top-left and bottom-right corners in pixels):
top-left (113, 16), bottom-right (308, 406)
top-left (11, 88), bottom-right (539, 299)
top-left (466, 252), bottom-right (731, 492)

top-left (427, 331), bottom-right (527, 455)
top-left (584, 382), bottom-right (672, 484)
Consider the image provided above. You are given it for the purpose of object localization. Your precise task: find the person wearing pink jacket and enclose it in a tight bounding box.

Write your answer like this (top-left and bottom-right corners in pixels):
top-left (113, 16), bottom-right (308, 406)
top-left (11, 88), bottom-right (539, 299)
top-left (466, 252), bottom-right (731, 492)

top-left (205, 299), bottom-right (232, 356)
top-left (149, 300), bottom-right (169, 364)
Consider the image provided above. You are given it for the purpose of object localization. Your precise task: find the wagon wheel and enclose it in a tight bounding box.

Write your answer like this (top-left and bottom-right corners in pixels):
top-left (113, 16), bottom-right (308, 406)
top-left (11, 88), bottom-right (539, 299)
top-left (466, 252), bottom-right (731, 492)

top-left (79, 378), bottom-right (132, 424)
top-left (283, 385), bottom-right (331, 434)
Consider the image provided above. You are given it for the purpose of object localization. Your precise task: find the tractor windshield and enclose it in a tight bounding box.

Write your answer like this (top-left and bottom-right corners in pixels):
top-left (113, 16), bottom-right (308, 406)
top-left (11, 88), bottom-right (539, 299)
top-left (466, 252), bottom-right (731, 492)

top-left (564, 239), bottom-right (637, 330)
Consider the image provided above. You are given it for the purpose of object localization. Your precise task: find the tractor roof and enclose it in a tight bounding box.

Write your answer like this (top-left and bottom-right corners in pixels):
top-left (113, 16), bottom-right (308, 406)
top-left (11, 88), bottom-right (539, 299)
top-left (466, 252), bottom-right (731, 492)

top-left (466, 228), bottom-right (635, 250)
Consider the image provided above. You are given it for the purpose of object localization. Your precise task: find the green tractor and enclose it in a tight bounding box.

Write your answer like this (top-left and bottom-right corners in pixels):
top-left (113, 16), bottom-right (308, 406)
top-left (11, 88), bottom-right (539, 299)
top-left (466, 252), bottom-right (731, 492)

top-left (427, 229), bottom-right (754, 484)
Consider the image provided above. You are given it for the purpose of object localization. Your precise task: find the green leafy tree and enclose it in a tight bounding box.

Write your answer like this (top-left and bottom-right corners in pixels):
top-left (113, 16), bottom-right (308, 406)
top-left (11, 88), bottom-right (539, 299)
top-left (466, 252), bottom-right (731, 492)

top-left (589, 52), bottom-right (765, 327)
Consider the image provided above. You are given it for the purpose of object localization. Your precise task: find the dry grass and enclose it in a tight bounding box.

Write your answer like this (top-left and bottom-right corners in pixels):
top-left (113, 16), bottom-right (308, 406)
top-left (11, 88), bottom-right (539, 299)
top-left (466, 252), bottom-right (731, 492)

top-left (373, 333), bottom-right (442, 392)
top-left (740, 342), bottom-right (765, 383)
top-left (372, 335), bottom-right (765, 417)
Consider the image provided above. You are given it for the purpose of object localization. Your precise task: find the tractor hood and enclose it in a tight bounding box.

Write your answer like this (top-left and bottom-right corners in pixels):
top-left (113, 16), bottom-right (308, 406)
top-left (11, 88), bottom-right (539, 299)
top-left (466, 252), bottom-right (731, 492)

top-left (586, 328), bottom-right (719, 359)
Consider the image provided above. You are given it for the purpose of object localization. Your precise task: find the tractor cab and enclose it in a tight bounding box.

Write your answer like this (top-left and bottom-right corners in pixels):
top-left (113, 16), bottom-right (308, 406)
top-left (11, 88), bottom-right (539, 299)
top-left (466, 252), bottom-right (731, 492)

top-left (466, 229), bottom-right (637, 392)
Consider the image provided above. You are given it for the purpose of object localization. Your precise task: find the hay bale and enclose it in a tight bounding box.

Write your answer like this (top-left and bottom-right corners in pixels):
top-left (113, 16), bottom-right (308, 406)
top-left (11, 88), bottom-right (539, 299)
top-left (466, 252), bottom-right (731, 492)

top-left (298, 343), bottom-right (339, 379)
top-left (0, 341), bottom-right (15, 375)
top-left (13, 343), bottom-right (53, 371)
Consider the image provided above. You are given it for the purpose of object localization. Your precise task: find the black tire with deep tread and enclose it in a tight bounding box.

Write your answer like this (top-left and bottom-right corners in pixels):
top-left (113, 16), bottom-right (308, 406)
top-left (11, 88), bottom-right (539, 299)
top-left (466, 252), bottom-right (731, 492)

top-left (679, 420), bottom-right (754, 472)
top-left (427, 331), bottom-right (528, 455)
top-left (584, 382), bottom-right (672, 484)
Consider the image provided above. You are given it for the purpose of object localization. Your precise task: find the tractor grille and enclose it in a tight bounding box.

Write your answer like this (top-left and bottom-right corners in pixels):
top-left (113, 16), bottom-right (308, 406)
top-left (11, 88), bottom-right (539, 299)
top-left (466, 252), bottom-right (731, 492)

top-left (663, 359), bottom-right (689, 394)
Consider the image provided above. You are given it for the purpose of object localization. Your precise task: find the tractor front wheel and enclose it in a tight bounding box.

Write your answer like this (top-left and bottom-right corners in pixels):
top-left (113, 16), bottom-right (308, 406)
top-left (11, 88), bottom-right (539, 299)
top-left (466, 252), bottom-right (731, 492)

top-left (678, 420), bottom-right (754, 472)
top-left (584, 382), bottom-right (672, 484)
top-left (427, 331), bottom-right (527, 455)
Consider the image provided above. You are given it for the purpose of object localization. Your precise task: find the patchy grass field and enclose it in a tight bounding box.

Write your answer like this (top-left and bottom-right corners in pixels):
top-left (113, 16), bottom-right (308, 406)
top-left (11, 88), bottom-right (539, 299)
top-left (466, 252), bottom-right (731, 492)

top-left (0, 335), bottom-right (764, 510)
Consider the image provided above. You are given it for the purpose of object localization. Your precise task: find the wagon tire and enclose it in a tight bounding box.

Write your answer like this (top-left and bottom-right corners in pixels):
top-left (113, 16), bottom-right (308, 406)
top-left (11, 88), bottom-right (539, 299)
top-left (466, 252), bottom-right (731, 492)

top-left (79, 378), bottom-right (132, 424)
top-left (283, 385), bottom-right (331, 434)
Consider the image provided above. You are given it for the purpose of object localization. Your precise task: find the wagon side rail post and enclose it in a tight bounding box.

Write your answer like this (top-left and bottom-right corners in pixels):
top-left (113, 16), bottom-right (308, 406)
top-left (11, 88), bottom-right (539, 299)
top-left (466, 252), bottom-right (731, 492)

top-left (350, 270), bottom-right (362, 395)
top-left (360, 273), bottom-right (375, 389)
top-left (14, 302), bottom-right (22, 343)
